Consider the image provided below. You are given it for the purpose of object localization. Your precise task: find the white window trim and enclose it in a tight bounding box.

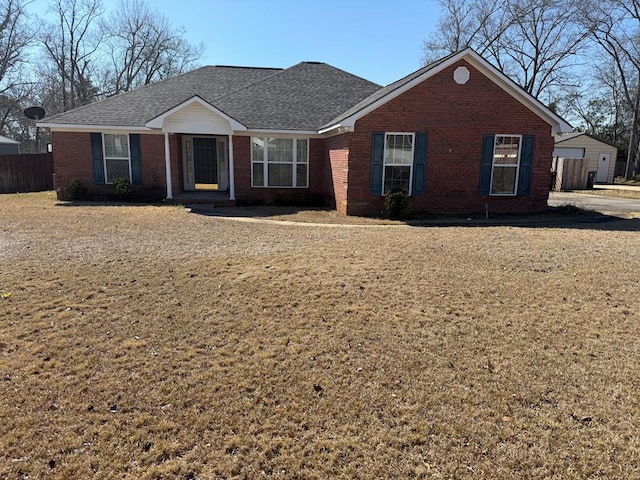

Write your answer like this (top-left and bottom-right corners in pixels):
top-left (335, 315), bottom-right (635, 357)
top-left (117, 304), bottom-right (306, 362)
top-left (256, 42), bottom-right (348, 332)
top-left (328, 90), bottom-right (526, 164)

top-left (382, 132), bottom-right (415, 195)
top-left (490, 134), bottom-right (522, 196)
top-left (102, 132), bottom-right (132, 184)
top-left (251, 137), bottom-right (309, 188)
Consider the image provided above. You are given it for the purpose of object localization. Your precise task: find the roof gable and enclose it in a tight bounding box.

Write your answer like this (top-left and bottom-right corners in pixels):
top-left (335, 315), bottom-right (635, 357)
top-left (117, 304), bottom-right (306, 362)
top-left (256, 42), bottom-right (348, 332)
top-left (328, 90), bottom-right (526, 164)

top-left (145, 96), bottom-right (246, 133)
top-left (320, 48), bottom-right (572, 134)
top-left (555, 132), bottom-right (618, 149)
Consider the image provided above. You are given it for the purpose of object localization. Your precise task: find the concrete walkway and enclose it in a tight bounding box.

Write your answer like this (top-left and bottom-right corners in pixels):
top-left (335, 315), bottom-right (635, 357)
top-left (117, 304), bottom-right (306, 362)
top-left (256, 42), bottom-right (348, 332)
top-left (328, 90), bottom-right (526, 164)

top-left (548, 191), bottom-right (640, 217)
top-left (594, 184), bottom-right (640, 192)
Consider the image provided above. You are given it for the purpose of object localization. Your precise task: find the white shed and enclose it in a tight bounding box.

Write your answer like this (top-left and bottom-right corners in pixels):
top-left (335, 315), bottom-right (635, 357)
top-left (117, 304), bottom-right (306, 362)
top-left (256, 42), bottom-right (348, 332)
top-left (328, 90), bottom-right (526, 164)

top-left (554, 132), bottom-right (618, 184)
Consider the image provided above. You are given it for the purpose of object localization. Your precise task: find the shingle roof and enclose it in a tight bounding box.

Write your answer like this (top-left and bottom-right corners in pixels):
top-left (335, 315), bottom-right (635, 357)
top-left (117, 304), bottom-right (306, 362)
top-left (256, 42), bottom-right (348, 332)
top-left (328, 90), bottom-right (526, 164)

top-left (42, 65), bottom-right (282, 127)
top-left (215, 62), bottom-right (381, 130)
top-left (42, 62), bottom-right (381, 131)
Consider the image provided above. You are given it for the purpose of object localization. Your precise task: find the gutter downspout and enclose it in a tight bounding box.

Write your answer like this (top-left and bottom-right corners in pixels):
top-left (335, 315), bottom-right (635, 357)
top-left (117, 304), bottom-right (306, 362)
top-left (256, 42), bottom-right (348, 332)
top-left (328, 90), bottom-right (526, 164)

top-left (164, 132), bottom-right (173, 199)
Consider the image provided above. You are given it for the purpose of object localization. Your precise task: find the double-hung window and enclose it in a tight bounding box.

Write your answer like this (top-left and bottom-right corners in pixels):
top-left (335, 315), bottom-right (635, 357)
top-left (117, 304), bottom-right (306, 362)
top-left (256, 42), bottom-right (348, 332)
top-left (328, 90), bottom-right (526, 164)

top-left (490, 135), bottom-right (521, 195)
top-left (103, 133), bottom-right (131, 183)
top-left (383, 133), bottom-right (414, 194)
top-left (251, 137), bottom-right (308, 187)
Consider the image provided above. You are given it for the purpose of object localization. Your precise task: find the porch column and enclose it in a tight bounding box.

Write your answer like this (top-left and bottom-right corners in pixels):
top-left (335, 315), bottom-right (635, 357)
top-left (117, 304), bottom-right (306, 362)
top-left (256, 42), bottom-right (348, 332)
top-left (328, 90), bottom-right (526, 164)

top-left (164, 132), bottom-right (173, 199)
top-left (228, 134), bottom-right (235, 200)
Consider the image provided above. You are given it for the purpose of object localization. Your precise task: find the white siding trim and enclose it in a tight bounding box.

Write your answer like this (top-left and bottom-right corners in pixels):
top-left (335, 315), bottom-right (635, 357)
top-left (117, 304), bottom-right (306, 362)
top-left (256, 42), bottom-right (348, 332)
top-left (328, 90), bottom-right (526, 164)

top-left (38, 124), bottom-right (154, 132)
top-left (145, 96), bottom-right (246, 132)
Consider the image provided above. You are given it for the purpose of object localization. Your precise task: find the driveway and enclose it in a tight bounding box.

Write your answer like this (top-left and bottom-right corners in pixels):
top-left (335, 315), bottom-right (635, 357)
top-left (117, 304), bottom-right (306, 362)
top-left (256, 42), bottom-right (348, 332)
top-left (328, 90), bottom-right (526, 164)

top-left (549, 191), bottom-right (640, 217)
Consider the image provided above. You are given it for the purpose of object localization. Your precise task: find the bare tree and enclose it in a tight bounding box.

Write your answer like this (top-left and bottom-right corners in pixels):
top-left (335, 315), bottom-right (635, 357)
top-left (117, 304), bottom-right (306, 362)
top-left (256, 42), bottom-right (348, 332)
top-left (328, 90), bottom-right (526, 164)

top-left (0, 0), bottom-right (37, 138)
top-left (423, 0), bottom-right (589, 100)
top-left (582, 0), bottom-right (640, 178)
top-left (99, 0), bottom-right (203, 96)
top-left (39, 0), bottom-right (103, 113)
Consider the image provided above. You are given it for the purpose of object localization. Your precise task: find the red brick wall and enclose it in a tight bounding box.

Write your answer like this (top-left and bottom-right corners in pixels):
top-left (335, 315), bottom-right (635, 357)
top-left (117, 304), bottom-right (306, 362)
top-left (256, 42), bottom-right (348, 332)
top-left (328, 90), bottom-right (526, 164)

top-left (233, 136), bottom-right (327, 206)
top-left (325, 133), bottom-right (350, 214)
top-left (346, 60), bottom-right (555, 216)
top-left (141, 134), bottom-right (169, 188)
top-left (51, 131), bottom-right (93, 193)
top-left (52, 131), bottom-right (169, 197)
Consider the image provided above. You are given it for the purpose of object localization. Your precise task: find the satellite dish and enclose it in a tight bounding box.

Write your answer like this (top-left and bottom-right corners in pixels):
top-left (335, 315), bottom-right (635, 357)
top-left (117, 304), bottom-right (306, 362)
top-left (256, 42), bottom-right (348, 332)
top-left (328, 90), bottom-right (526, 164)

top-left (24, 106), bottom-right (46, 120)
top-left (24, 106), bottom-right (47, 153)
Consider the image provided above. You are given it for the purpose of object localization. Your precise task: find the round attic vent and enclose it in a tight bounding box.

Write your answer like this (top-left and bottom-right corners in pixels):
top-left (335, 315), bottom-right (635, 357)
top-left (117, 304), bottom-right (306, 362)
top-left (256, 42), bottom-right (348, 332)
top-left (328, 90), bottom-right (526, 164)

top-left (453, 66), bottom-right (470, 85)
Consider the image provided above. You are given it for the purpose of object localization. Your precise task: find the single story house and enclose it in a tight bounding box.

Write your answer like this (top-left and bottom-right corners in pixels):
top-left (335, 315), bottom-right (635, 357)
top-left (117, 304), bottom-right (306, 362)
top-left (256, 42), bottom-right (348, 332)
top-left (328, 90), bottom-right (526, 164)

top-left (554, 132), bottom-right (618, 186)
top-left (39, 48), bottom-right (571, 216)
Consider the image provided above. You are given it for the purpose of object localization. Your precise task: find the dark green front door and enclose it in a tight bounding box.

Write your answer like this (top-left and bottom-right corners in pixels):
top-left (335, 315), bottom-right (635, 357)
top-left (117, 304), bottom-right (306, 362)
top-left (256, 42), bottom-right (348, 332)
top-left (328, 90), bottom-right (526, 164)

top-left (193, 138), bottom-right (218, 185)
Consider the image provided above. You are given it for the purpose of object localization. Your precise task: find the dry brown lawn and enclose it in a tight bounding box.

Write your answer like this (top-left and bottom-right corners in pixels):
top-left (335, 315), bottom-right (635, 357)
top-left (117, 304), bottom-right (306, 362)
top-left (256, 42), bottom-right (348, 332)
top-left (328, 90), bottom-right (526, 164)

top-left (1, 192), bottom-right (640, 479)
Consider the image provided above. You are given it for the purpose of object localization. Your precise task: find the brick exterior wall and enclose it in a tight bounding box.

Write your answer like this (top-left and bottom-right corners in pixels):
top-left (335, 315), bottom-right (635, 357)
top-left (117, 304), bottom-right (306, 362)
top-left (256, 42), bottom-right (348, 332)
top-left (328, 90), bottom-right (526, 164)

top-left (51, 131), bottom-right (93, 194)
top-left (325, 133), bottom-right (351, 214)
top-left (345, 60), bottom-right (555, 216)
top-left (233, 136), bottom-right (327, 206)
top-left (52, 131), bottom-right (168, 198)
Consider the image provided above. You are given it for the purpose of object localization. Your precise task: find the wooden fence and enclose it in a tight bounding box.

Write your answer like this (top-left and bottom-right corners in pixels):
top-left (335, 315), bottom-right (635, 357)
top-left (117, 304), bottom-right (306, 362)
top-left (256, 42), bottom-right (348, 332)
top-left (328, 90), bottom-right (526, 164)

top-left (551, 157), bottom-right (588, 191)
top-left (0, 153), bottom-right (54, 194)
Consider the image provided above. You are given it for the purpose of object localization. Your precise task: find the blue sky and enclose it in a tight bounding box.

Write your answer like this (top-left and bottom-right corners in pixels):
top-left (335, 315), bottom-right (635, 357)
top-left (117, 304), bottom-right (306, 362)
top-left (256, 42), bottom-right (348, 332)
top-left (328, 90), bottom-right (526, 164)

top-left (28, 0), bottom-right (441, 86)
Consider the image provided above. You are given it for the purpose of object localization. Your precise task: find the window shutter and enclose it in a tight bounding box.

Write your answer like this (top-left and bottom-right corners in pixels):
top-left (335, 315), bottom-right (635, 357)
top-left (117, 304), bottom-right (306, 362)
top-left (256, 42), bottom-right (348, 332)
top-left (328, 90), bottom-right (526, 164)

top-left (411, 132), bottom-right (428, 195)
top-left (130, 134), bottom-right (142, 185)
top-left (91, 133), bottom-right (105, 184)
top-left (370, 132), bottom-right (384, 195)
top-left (479, 134), bottom-right (495, 195)
top-left (518, 135), bottom-right (535, 196)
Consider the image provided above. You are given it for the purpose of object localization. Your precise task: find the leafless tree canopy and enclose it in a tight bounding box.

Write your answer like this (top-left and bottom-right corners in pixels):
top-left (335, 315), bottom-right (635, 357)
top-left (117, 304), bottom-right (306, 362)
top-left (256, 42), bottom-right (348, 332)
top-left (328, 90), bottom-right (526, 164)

top-left (424, 0), bottom-right (589, 99)
top-left (0, 0), bottom-right (204, 151)
top-left (99, 0), bottom-right (204, 96)
top-left (580, 0), bottom-right (640, 176)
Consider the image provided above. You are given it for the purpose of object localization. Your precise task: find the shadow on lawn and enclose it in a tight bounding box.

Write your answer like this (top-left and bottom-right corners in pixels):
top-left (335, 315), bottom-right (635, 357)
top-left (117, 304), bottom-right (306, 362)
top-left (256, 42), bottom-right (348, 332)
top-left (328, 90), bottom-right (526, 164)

top-left (189, 204), bottom-right (640, 232)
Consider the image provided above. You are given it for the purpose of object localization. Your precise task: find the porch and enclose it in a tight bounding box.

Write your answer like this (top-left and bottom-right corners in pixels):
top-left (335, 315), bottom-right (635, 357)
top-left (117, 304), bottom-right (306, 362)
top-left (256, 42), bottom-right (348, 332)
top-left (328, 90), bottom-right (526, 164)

top-left (170, 190), bottom-right (236, 206)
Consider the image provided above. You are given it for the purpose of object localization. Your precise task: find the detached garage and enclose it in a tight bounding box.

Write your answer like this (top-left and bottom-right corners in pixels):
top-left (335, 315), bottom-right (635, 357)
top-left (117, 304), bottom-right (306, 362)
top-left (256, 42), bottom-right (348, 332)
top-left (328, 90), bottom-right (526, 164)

top-left (553, 133), bottom-right (618, 190)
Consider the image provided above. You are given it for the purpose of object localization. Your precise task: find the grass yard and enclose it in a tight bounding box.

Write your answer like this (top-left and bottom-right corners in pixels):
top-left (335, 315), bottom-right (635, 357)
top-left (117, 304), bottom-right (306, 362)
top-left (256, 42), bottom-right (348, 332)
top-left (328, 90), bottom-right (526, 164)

top-left (1, 192), bottom-right (640, 479)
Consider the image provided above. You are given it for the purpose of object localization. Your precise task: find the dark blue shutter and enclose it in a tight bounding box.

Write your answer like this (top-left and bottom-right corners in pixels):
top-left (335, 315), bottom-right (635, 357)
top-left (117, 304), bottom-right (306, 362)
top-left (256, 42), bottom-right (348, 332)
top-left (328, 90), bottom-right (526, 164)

top-left (518, 135), bottom-right (535, 196)
top-left (370, 132), bottom-right (384, 195)
top-left (91, 133), bottom-right (105, 184)
top-left (130, 134), bottom-right (142, 185)
top-left (479, 134), bottom-right (495, 195)
top-left (411, 132), bottom-right (428, 195)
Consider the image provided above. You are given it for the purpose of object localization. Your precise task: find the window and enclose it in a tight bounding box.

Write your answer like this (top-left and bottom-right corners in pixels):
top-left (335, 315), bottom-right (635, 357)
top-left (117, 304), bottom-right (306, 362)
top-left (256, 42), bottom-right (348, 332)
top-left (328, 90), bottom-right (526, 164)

top-left (251, 137), bottom-right (308, 187)
top-left (383, 133), bottom-right (414, 194)
top-left (490, 135), bottom-right (521, 195)
top-left (103, 133), bottom-right (131, 183)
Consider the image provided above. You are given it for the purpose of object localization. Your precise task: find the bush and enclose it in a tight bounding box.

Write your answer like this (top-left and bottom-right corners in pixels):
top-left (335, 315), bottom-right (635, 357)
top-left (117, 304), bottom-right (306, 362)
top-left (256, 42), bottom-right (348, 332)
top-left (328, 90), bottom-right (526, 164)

top-left (634, 173), bottom-right (640, 182)
top-left (64, 180), bottom-right (88, 201)
top-left (384, 189), bottom-right (410, 219)
top-left (113, 177), bottom-right (134, 200)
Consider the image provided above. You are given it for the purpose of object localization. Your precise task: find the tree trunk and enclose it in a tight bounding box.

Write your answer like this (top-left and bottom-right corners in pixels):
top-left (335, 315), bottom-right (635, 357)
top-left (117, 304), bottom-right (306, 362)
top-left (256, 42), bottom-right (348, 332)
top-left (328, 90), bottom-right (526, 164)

top-left (625, 79), bottom-right (640, 179)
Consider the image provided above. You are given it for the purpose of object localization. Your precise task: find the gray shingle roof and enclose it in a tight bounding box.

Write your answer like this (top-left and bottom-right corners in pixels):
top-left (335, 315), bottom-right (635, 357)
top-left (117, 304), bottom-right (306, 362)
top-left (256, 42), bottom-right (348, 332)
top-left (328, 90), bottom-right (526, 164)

top-left (42, 65), bottom-right (282, 127)
top-left (42, 62), bottom-right (381, 131)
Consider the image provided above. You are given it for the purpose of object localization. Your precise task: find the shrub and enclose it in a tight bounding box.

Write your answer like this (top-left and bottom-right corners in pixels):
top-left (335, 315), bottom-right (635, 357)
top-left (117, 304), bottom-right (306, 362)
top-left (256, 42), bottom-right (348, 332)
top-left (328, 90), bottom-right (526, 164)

top-left (64, 180), bottom-right (88, 201)
top-left (634, 173), bottom-right (640, 182)
top-left (113, 177), bottom-right (134, 200)
top-left (384, 189), bottom-right (410, 219)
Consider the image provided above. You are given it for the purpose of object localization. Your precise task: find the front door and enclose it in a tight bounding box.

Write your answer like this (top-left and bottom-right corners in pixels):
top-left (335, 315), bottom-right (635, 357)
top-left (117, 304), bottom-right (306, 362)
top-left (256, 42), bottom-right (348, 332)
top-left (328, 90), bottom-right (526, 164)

top-left (193, 138), bottom-right (218, 187)
top-left (596, 153), bottom-right (610, 183)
